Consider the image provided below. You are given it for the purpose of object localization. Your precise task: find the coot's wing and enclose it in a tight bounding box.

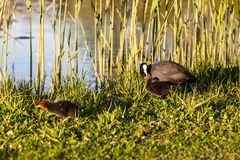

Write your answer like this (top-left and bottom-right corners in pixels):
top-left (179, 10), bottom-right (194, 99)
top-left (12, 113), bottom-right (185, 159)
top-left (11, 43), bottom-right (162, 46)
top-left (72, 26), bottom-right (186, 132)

top-left (150, 61), bottom-right (170, 81)
top-left (151, 61), bottom-right (195, 83)
top-left (170, 61), bottom-right (195, 79)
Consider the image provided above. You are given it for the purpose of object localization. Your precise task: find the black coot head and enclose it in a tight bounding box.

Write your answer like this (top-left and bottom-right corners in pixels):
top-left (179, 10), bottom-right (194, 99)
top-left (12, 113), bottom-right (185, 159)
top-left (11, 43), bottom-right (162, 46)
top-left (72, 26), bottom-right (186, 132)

top-left (140, 63), bottom-right (148, 78)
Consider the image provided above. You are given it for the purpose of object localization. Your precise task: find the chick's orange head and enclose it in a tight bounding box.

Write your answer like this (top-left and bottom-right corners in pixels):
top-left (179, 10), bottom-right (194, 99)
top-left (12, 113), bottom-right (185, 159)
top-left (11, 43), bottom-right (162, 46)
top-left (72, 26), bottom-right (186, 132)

top-left (37, 101), bottom-right (47, 109)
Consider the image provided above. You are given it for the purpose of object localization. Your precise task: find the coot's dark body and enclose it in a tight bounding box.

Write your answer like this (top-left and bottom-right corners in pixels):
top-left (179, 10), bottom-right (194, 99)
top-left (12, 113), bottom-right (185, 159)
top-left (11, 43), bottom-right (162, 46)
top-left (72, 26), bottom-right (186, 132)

top-left (140, 61), bottom-right (196, 85)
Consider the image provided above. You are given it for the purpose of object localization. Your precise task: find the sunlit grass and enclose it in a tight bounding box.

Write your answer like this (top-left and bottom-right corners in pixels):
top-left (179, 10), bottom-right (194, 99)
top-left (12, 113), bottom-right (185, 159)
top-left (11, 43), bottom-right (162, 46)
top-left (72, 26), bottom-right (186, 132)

top-left (0, 64), bottom-right (240, 159)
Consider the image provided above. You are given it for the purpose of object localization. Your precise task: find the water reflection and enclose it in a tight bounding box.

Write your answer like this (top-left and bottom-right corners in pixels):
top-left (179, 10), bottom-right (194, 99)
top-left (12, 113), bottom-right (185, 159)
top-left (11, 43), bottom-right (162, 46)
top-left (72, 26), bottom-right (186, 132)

top-left (2, 0), bottom-right (96, 87)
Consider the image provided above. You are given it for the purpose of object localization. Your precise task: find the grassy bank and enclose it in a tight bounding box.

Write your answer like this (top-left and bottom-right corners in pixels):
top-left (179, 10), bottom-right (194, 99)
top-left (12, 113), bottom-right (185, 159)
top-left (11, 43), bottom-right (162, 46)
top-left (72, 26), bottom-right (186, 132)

top-left (0, 64), bottom-right (240, 159)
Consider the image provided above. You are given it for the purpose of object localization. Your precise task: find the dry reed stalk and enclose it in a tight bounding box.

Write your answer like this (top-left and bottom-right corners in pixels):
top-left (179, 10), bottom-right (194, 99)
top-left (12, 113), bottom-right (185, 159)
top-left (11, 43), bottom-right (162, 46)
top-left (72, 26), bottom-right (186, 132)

top-left (73, 1), bottom-right (81, 77)
top-left (52, 0), bottom-right (57, 87)
top-left (116, 0), bottom-right (127, 75)
top-left (109, 0), bottom-right (114, 80)
top-left (26, 0), bottom-right (33, 87)
top-left (128, 0), bottom-right (139, 72)
top-left (139, 0), bottom-right (149, 63)
top-left (36, 0), bottom-right (45, 95)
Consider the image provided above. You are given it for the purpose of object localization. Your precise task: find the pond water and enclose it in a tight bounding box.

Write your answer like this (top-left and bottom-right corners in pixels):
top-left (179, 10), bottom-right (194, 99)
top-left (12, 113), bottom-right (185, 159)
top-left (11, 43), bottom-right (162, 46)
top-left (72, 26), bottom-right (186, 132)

top-left (1, 0), bottom-right (97, 86)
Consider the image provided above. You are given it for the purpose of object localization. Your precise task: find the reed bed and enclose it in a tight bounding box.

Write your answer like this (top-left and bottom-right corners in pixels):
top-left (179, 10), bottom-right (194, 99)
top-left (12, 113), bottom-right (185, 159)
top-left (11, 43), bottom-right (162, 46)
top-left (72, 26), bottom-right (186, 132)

top-left (89, 0), bottom-right (240, 85)
top-left (0, 0), bottom-right (239, 89)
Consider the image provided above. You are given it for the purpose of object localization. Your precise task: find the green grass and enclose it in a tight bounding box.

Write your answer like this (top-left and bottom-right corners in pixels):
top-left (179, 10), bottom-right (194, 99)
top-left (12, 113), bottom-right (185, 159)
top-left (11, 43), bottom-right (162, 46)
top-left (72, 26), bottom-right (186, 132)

top-left (0, 64), bottom-right (240, 159)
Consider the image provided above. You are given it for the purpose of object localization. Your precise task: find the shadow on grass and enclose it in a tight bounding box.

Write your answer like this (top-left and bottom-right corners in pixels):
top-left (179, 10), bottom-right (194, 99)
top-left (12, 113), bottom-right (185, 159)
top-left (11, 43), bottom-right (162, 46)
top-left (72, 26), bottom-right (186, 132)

top-left (167, 63), bottom-right (240, 95)
top-left (194, 63), bottom-right (239, 91)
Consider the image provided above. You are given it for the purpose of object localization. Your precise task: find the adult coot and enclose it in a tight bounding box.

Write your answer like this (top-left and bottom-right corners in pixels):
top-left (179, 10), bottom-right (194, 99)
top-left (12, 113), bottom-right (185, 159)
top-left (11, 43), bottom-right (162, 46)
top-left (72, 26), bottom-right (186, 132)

top-left (140, 61), bottom-right (196, 85)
